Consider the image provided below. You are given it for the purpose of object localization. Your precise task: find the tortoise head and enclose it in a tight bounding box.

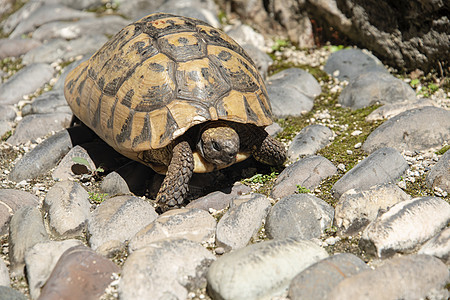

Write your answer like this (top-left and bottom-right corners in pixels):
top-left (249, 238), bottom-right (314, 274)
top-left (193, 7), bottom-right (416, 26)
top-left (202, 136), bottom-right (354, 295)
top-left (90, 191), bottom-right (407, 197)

top-left (197, 124), bottom-right (239, 167)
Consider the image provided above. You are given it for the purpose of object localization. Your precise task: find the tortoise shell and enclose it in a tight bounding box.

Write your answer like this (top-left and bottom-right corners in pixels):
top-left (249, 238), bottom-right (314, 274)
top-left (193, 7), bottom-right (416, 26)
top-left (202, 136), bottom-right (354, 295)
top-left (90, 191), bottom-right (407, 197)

top-left (64, 13), bottom-right (273, 163)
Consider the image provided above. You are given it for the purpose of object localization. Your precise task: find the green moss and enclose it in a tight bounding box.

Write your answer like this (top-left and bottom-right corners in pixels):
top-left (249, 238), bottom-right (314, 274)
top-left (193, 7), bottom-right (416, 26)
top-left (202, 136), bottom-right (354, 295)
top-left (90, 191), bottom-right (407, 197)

top-left (0, 57), bottom-right (24, 79)
top-left (436, 145), bottom-right (450, 155)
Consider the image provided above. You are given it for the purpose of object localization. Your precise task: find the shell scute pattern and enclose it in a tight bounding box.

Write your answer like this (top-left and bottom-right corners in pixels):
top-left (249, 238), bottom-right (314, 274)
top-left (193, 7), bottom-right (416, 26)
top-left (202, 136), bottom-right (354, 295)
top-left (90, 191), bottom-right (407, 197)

top-left (64, 13), bottom-right (273, 164)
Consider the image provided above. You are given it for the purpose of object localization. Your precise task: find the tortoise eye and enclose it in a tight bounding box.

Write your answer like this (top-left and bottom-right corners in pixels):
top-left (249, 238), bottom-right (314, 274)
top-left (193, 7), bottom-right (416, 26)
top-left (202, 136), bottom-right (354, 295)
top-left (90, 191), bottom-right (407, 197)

top-left (212, 141), bottom-right (221, 151)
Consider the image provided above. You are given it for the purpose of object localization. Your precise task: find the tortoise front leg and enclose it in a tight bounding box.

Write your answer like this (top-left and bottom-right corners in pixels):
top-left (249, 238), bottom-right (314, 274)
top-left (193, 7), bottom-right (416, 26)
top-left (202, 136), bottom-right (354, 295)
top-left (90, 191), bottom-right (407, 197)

top-left (156, 140), bottom-right (194, 210)
top-left (252, 135), bottom-right (287, 166)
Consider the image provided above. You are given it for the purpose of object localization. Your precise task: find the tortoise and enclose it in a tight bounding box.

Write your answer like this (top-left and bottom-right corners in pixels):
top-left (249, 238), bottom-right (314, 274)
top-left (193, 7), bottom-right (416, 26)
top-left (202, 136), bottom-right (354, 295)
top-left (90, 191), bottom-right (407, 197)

top-left (64, 13), bottom-right (286, 210)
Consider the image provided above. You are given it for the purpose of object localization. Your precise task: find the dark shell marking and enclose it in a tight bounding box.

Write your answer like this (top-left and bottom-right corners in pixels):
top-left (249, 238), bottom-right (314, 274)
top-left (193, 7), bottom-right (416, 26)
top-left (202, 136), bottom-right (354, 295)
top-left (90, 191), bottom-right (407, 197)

top-left (64, 13), bottom-right (273, 164)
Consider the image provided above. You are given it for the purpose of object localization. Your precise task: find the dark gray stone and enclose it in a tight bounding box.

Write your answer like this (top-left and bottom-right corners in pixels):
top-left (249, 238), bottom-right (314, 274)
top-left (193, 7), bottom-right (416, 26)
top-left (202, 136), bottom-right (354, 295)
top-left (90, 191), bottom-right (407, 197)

top-left (0, 104), bottom-right (16, 121)
top-left (363, 106), bottom-right (450, 153)
top-left (88, 195), bottom-right (158, 255)
top-left (289, 253), bottom-right (370, 300)
top-left (9, 129), bottom-right (73, 182)
top-left (100, 171), bottom-right (131, 197)
top-left (0, 63), bottom-right (54, 105)
top-left (207, 238), bottom-right (328, 300)
top-left (268, 68), bottom-right (321, 99)
top-left (426, 149), bottom-right (450, 193)
top-left (9, 206), bottom-right (49, 276)
top-left (271, 155), bottom-right (337, 199)
top-left (332, 147), bottom-right (408, 198)
top-left (339, 71), bottom-right (416, 109)
top-left (39, 245), bottom-right (120, 300)
top-left (7, 113), bottom-right (71, 145)
top-left (0, 286), bottom-right (27, 300)
top-left (287, 124), bottom-right (333, 160)
top-left (334, 184), bottom-right (410, 236)
top-left (360, 196), bottom-right (450, 258)
top-left (21, 90), bottom-right (70, 116)
top-left (120, 238), bottom-right (215, 300)
top-left (0, 38), bottom-right (42, 59)
top-left (216, 194), bottom-right (271, 251)
top-left (43, 181), bottom-right (90, 238)
top-left (266, 194), bottom-right (334, 240)
top-left (330, 255), bottom-right (449, 300)
top-left (324, 48), bottom-right (388, 81)
top-left (268, 85), bottom-right (314, 118)
top-left (0, 189), bottom-right (39, 235)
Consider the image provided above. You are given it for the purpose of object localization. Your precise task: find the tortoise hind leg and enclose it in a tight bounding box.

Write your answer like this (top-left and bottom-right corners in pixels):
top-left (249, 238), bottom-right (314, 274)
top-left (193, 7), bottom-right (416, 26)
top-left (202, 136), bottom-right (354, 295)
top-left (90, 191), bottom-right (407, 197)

top-left (156, 141), bottom-right (194, 210)
top-left (252, 135), bottom-right (287, 166)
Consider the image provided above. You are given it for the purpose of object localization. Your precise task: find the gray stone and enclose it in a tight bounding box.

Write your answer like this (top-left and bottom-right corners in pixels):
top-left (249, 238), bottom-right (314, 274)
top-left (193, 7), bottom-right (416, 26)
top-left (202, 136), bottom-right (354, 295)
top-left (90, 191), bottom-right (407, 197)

top-left (186, 182), bottom-right (251, 211)
top-left (0, 104), bottom-right (16, 121)
top-left (0, 258), bottom-right (9, 287)
top-left (0, 189), bottom-right (39, 235)
top-left (88, 195), bottom-right (158, 255)
top-left (38, 245), bottom-right (120, 300)
top-left (9, 129), bottom-right (73, 182)
top-left (0, 286), bottom-right (26, 300)
top-left (426, 149), bottom-right (450, 193)
top-left (57, 0), bottom-right (105, 10)
top-left (22, 35), bottom-right (108, 64)
top-left (0, 38), bottom-right (42, 59)
top-left (339, 71), bottom-right (416, 109)
top-left (216, 194), bottom-right (271, 251)
top-left (266, 194), bottom-right (334, 240)
top-left (2, 0), bottom-right (43, 34)
top-left (287, 124), bottom-right (333, 160)
top-left (241, 43), bottom-right (272, 79)
top-left (226, 23), bottom-right (266, 51)
top-left (360, 196), bottom-right (450, 258)
top-left (419, 227), bottom-right (450, 264)
top-left (289, 253), bottom-right (370, 300)
top-left (329, 255), bottom-right (449, 300)
top-left (324, 48), bottom-right (388, 81)
top-left (366, 98), bottom-right (437, 121)
top-left (32, 15), bottom-right (129, 41)
top-left (334, 184), bottom-right (411, 236)
top-left (268, 68), bottom-right (321, 99)
top-left (0, 63), bottom-right (54, 105)
top-left (24, 239), bottom-right (83, 299)
top-left (9, 206), bottom-right (49, 276)
top-left (268, 85), bottom-right (314, 118)
top-left (207, 238), bottom-right (328, 300)
top-left (0, 120), bottom-right (12, 137)
top-left (9, 4), bottom-right (94, 38)
top-left (43, 181), bottom-right (90, 238)
top-left (21, 90), bottom-right (70, 116)
top-left (363, 107), bottom-right (450, 153)
top-left (332, 147), bottom-right (408, 199)
top-left (129, 208), bottom-right (216, 252)
top-left (100, 171), bottom-right (131, 197)
top-left (52, 145), bottom-right (96, 181)
top-left (271, 155), bottom-right (337, 199)
top-left (53, 57), bottom-right (88, 91)
top-left (265, 122), bottom-right (283, 137)
top-left (7, 113), bottom-right (71, 145)
top-left (156, 5), bottom-right (220, 28)
top-left (120, 238), bottom-right (215, 300)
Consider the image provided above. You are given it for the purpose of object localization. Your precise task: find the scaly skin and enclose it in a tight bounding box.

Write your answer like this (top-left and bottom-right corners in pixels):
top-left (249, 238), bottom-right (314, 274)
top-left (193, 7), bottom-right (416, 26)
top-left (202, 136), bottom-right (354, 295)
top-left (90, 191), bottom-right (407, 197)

top-left (252, 135), bottom-right (287, 166)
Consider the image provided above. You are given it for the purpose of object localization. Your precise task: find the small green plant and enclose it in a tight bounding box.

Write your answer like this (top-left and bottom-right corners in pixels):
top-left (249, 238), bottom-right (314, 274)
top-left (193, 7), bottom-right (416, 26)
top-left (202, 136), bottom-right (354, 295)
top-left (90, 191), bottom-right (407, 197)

top-left (72, 157), bottom-right (104, 174)
top-left (88, 192), bottom-right (108, 203)
top-left (296, 185), bottom-right (311, 193)
top-left (325, 45), bottom-right (346, 52)
top-left (271, 38), bottom-right (290, 52)
top-left (436, 145), bottom-right (450, 155)
top-left (243, 170), bottom-right (279, 185)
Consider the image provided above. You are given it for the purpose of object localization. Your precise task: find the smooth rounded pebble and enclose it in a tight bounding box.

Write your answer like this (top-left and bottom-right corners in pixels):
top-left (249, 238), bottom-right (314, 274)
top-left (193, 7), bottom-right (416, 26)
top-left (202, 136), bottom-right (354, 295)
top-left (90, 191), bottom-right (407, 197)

top-left (0, 286), bottom-right (27, 300)
top-left (363, 106), bottom-right (450, 153)
top-left (25, 239), bottom-right (83, 299)
top-left (360, 196), bottom-right (450, 258)
top-left (426, 149), bottom-right (450, 193)
top-left (0, 63), bottom-right (54, 105)
top-left (9, 129), bottom-right (73, 182)
top-left (271, 155), bottom-right (337, 199)
top-left (266, 194), bottom-right (334, 240)
top-left (207, 238), bottom-right (328, 300)
top-left (129, 208), bottom-right (216, 252)
top-left (21, 90), bottom-right (70, 116)
top-left (120, 238), bottom-right (215, 300)
top-left (216, 193), bottom-right (271, 251)
top-left (267, 67), bottom-right (321, 99)
top-left (9, 206), bottom-right (49, 276)
top-left (289, 253), bottom-right (370, 300)
top-left (38, 245), bottom-right (120, 300)
top-left (43, 180), bottom-right (90, 237)
top-left (334, 184), bottom-right (410, 236)
top-left (338, 71), bottom-right (416, 109)
top-left (0, 189), bottom-right (39, 235)
top-left (332, 147), bottom-right (408, 198)
top-left (100, 171), bottom-right (131, 197)
top-left (329, 255), bottom-right (449, 300)
top-left (365, 98), bottom-right (436, 121)
top-left (0, 38), bottom-right (42, 59)
top-left (52, 145), bottom-right (96, 181)
top-left (287, 124), bottom-right (333, 160)
top-left (324, 48), bottom-right (388, 81)
top-left (268, 85), bottom-right (314, 118)
top-left (88, 195), bottom-right (158, 254)
top-left (419, 227), bottom-right (450, 264)
top-left (0, 104), bottom-right (16, 121)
